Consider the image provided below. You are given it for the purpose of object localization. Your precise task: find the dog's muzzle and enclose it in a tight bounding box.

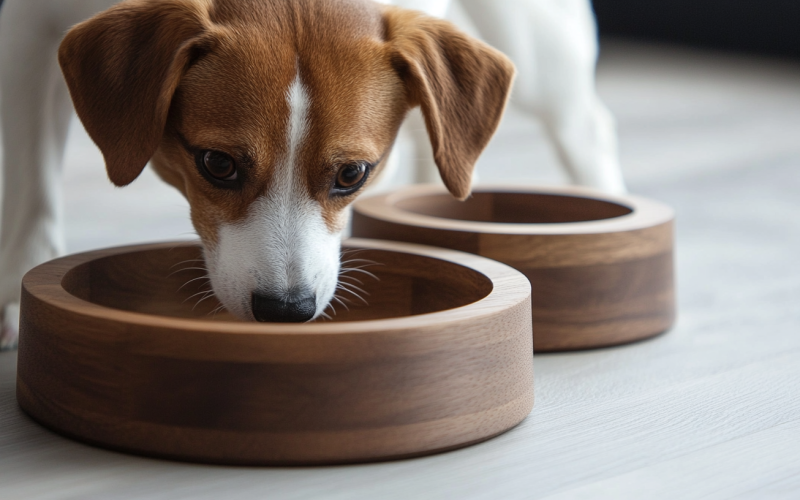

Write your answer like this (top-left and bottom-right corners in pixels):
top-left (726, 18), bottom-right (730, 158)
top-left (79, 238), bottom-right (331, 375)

top-left (251, 292), bottom-right (316, 322)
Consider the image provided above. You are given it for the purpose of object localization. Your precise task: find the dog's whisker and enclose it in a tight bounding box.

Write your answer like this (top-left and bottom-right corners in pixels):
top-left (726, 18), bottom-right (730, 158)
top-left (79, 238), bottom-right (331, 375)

top-left (341, 256), bottom-right (379, 262)
top-left (183, 289), bottom-right (214, 304)
top-left (192, 292), bottom-right (217, 310)
top-left (340, 273), bottom-right (377, 286)
top-left (341, 263), bottom-right (379, 270)
top-left (167, 266), bottom-right (208, 278)
top-left (331, 295), bottom-right (350, 311)
top-left (185, 292), bottom-right (214, 306)
top-left (336, 285), bottom-right (369, 305)
top-left (340, 292), bottom-right (368, 306)
top-left (336, 290), bottom-right (368, 307)
top-left (176, 275), bottom-right (211, 292)
top-left (339, 262), bottom-right (378, 268)
top-left (336, 295), bottom-right (355, 305)
top-left (170, 258), bottom-right (206, 269)
top-left (340, 266), bottom-right (381, 275)
top-left (337, 282), bottom-right (370, 297)
top-left (331, 294), bottom-right (355, 308)
top-left (340, 268), bottom-right (380, 280)
top-left (340, 258), bottom-right (381, 266)
top-left (169, 258), bottom-right (205, 267)
top-left (338, 274), bottom-right (364, 285)
top-left (208, 303), bottom-right (226, 317)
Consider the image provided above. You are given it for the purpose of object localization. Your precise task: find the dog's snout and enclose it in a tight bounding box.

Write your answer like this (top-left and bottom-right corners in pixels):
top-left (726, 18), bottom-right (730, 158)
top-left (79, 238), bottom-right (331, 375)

top-left (251, 292), bottom-right (316, 323)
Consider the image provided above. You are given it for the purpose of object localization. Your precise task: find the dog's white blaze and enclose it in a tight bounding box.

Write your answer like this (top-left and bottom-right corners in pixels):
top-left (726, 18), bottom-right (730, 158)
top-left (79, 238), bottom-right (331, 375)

top-left (287, 74), bottom-right (310, 164)
top-left (207, 71), bottom-right (341, 321)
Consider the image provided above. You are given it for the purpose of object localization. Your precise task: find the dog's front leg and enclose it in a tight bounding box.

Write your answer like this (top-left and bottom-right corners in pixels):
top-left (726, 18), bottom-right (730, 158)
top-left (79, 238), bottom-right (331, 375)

top-left (0, 0), bottom-right (76, 350)
top-left (459, 0), bottom-right (627, 194)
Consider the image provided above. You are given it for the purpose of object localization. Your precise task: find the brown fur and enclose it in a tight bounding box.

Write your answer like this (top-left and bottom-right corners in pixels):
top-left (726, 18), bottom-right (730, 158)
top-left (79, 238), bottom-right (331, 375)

top-left (58, 0), bottom-right (514, 244)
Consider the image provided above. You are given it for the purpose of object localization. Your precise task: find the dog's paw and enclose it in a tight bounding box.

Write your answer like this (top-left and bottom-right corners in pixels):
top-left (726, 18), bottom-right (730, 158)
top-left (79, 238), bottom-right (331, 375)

top-left (1, 303), bottom-right (20, 351)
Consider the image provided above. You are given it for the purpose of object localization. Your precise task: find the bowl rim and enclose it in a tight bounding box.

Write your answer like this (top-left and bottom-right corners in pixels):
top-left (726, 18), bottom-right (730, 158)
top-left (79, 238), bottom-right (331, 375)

top-left (22, 238), bottom-right (530, 336)
top-left (354, 184), bottom-right (674, 235)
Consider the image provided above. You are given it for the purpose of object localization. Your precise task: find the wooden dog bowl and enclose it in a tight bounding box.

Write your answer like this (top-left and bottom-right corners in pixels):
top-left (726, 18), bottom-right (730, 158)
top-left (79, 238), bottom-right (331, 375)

top-left (352, 185), bottom-right (675, 351)
top-left (16, 239), bottom-right (533, 465)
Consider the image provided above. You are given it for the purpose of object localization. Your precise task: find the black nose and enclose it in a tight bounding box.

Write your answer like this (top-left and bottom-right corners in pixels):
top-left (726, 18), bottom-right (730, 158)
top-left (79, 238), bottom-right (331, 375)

top-left (251, 292), bottom-right (316, 322)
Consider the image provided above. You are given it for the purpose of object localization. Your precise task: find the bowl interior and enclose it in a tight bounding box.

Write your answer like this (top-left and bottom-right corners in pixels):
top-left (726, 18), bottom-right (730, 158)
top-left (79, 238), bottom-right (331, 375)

top-left (394, 192), bottom-right (632, 223)
top-left (61, 245), bottom-right (493, 322)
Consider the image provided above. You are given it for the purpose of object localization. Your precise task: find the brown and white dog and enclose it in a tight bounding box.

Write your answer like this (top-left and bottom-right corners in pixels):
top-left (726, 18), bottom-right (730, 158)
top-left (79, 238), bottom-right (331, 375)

top-left (1, 0), bottom-right (625, 349)
top-left (52, 0), bottom-right (513, 324)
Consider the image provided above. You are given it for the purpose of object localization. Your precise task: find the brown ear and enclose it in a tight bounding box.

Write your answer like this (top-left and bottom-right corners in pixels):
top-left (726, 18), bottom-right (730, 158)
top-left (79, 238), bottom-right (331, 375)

top-left (58, 0), bottom-right (215, 186)
top-left (384, 8), bottom-right (515, 200)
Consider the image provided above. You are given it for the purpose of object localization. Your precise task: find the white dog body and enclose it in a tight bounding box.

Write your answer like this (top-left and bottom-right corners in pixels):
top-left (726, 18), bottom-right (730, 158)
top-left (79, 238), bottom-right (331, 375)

top-left (0, 0), bottom-right (624, 349)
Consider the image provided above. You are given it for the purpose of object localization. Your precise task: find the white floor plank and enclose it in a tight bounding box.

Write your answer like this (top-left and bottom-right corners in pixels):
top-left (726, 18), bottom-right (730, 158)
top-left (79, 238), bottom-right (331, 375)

top-left (542, 420), bottom-right (800, 500)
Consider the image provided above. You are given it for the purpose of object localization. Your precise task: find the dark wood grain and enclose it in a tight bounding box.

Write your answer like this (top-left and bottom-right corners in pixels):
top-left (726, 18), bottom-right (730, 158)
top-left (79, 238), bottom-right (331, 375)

top-left (352, 185), bottom-right (676, 351)
top-left (16, 239), bottom-right (533, 465)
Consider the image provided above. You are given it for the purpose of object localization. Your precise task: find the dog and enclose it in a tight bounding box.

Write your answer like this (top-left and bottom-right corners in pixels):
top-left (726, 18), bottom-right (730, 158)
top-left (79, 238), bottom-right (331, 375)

top-left (0, 0), bottom-right (515, 348)
top-left (0, 0), bottom-right (624, 350)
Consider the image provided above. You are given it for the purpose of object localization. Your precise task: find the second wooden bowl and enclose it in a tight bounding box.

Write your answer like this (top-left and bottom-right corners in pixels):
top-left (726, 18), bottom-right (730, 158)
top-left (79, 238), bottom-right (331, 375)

top-left (352, 185), bottom-right (675, 351)
top-left (17, 238), bottom-right (532, 465)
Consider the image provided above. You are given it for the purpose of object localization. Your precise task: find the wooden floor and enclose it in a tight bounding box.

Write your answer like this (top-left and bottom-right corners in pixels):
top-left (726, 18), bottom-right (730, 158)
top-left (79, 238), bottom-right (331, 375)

top-left (2, 40), bottom-right (800, 499)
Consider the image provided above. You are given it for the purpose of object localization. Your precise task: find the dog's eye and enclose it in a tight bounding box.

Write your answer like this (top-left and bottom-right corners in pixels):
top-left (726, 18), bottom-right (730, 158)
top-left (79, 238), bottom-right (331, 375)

top-left (202, 151), bottom-right (237, 181)
top-left (334, 163), bottom-right (368, 191)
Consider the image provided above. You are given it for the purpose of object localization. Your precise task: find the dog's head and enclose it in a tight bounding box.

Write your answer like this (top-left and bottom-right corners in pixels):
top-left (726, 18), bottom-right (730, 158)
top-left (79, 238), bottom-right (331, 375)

top-left (58, 0), bottom-right (514, 322)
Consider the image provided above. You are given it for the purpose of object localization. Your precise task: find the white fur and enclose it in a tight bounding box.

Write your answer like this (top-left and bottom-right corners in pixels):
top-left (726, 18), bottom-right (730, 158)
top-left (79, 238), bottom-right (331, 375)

top-left (205, 73), bottom-right (341, 321)
top-left (0, 0), bottom-right (110, 349)
top-left (375, 0), bottom-right (627, 195)
top-left (0, 0), bottom-right (624, 348)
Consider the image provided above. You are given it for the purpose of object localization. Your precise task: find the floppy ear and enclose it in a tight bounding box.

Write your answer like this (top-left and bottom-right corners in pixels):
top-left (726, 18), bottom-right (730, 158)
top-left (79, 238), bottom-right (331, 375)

top-left (384, 8), bottom-right (515, 200)
top-left (58, 0), bottom-right (215, 186)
